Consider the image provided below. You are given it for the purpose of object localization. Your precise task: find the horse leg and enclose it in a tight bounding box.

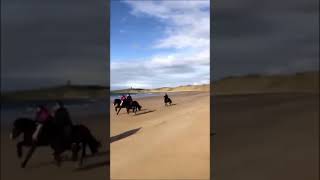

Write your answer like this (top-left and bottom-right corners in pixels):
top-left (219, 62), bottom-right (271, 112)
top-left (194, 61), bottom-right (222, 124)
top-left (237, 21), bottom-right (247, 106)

top-left (52, 144), bottom-right (65, 167)
top-left (17, 141), bottom-right (25, 158)
top-left (79, 143), bottom-right (86, 167)
top-left (21, 145), bottom-right (36, 168)
top-left (71, 143), bottom-right (79, 161)
top-left (50, 139), bottom-right (65, 167)
top-left (54, 152), bottom-right (62, 167)
top-left (116, 107), bottom-right (121, 115)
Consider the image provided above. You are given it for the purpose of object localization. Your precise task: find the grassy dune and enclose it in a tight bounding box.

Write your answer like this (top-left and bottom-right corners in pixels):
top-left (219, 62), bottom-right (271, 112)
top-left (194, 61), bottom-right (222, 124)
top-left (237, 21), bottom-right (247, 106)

top-left (113, 71), bottom-right (319, 95)
top-left (112, 84), bottom-right (209, 94)
top-left (2, 71), bottom-right (318, 101)
top-left (214, 71), bottom-right (319, 95)
top-left (2, 85), bottom-right (108, 102)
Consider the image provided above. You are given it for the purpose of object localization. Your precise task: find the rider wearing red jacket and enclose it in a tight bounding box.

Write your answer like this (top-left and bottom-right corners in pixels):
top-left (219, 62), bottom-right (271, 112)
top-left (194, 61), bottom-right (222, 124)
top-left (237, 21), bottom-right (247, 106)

top-left (120, 94), bottom-right (126, 106)
top-left (32, 105), bottom-right (52, 142)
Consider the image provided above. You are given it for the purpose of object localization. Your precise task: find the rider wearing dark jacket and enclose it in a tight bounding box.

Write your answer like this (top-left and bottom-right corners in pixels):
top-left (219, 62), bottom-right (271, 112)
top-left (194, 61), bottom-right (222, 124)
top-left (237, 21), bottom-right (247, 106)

top-left (53, 101), bottom-right (73, 142)
top-left (164, 93), bottom-right (169, 102)
top-left (127, 93), bottom-right (133, 105)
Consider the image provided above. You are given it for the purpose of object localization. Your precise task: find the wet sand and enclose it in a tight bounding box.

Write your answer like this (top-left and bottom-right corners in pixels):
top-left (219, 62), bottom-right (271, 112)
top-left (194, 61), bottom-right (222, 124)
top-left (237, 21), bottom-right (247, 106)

top-left (110, 92), bottom-right (210, 179)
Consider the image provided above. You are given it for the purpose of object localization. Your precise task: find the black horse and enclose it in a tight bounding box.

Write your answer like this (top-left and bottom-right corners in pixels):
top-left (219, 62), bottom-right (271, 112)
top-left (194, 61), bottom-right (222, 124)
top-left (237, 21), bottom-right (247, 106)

top-left (113, 99), bottom-right (122, 112)
top-left (10, 118), bottom-right (101, 168)
top-left (114, 99), bottom-right (142, 115)
top-left (164, 97), bottom-right (172, 106)
top-left (131, 101), bottom-right (142, 114)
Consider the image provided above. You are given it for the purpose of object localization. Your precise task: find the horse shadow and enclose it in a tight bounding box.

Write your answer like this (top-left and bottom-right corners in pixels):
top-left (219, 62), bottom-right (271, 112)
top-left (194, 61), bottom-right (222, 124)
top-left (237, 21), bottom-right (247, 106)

top-left (27, 128), bottom-right (142, 171)
top-left (110, 127), bottom-right (141, 143)
top-left (73, 128), bottom-right (142, 171)
top-left (75, 160), bottom-right (110, 171)
top-left (134, 109), bottom-right (156, 116)
top-left (29, 149), bottom-right (110, 170)
top-left (75, 128), bottom-right (142, 171)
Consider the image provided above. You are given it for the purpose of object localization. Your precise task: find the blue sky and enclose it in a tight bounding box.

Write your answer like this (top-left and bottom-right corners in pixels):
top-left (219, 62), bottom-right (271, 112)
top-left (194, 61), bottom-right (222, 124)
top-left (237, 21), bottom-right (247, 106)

top-left (111, 0), bottom-right (210, 90)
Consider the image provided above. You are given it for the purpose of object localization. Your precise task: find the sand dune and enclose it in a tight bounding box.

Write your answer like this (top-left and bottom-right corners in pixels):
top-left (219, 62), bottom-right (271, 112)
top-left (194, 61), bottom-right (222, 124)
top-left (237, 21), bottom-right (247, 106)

top-left (112, 71), bottom-right (319, 95)
top-left (110, 92), bottom-right (210, 179)
top-left (2, 85), bottom-right (108, 101)
top-left (111, 84), bottom-right (209, 94)
top-left (214, 71), bottom-right (319, 95)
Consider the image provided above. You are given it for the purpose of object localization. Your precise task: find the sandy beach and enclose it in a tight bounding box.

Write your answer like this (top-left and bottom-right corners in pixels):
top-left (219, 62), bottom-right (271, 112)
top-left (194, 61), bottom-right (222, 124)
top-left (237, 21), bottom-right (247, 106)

top-left (110, 92), bottom-right (210, 179)
top-left (213, 93), bottom-right (319, 180)
top-left (1, 91), bottom-right (318, 180)
top-left (1, 104), bottom-right (109, 180)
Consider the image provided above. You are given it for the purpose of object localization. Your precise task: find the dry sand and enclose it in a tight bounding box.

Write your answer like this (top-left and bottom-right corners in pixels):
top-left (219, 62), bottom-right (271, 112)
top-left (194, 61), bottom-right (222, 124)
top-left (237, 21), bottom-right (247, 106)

top-left (213, 93), bottom-right (319, 180)
top-left (110, 92), bottom-right (210, 179)
top-left (1, 112), bottom-right (109, 180)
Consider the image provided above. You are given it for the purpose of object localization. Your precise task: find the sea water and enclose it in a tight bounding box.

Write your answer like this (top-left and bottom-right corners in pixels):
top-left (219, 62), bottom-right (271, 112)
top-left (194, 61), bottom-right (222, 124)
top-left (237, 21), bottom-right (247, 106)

top-left (2, 93), bottom-right (164, 126)
top-left (110, 93), bottom-right (162, 101)
top-left (1, 98), bottom-right (108, 127)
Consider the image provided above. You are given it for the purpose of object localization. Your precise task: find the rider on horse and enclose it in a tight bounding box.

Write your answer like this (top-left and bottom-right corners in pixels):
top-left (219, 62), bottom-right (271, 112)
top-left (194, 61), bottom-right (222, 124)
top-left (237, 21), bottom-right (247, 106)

top-left (120, 94), bottom-right (126, 106)
top-left (32, 105), bottom-right (53, 142)
top-left (53, 101), bottom-right (73, 143)
top-left (164, 93), bottom-right (169, 102)
top-left (126, 93), bottom-right (133, 106)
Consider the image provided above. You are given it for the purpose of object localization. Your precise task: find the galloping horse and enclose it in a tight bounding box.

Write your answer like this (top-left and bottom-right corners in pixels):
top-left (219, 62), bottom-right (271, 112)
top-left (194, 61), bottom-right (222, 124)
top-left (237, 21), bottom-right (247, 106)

top-left (164, 96), bottom-right (172, 106)
top-left (113, 99), bottom-right (142, 115)
top-left (10, 118), bottom-right (101, 168)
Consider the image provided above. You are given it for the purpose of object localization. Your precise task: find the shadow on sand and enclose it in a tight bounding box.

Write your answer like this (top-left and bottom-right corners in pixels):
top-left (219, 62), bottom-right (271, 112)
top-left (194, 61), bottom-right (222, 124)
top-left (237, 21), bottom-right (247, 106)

top-left (134, 109), bottom-right (156, 116)
top-left (30, 150), bottom-right (110, 170)
top-left (110, 127), bottom-right (141, 143)
top-left (29, 128), bottom-right (141, 170)
top-left (74, 128), bottom-right (142, 171)
top-left (75, 159), bottom-right (110, 172)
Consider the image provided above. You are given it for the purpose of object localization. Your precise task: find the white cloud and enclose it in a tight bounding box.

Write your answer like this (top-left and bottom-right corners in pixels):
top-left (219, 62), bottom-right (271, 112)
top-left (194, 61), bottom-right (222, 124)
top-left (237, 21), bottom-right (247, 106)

top-left (125, 0), bottom-right (210, 50)
top-left (111, 0), bottom-right (210, 90)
